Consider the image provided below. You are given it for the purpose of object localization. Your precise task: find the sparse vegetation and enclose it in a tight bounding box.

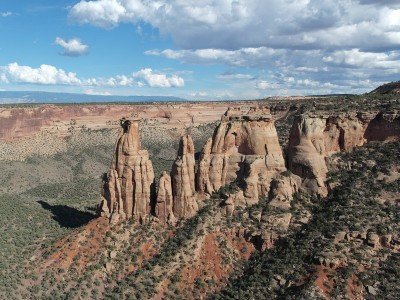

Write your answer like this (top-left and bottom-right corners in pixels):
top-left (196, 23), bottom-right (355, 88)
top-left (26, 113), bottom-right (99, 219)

top-left (0, 93), bottom-right (399, 299)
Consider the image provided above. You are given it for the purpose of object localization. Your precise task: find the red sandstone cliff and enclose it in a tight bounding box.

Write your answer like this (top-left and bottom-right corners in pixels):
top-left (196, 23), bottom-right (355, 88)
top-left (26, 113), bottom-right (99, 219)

top-left (99, 108), bottom-right (400, 226)
top-left (287, 110), bottom-right (400, 195)
top-left (196, 106), bottom-right (286, 206)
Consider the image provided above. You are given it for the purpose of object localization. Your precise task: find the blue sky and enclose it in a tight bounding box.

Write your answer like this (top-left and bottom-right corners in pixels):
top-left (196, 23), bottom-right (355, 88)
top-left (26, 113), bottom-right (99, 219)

top-left (1, 0), bottom-right (400, 100)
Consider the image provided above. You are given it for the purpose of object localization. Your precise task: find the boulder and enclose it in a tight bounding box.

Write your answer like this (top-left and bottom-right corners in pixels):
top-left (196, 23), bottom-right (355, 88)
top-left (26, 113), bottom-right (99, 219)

top-left (268, 174), bottom-right (301, 209)
top-left (367, 232), bottom-right (380, 248)
top-left (366, 285), bottom-right (377, 296)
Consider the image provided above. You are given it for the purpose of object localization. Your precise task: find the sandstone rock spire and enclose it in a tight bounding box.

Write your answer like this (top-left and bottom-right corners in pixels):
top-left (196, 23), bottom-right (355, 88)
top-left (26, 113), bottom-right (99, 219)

top-left (99, 118), bottom-right (155, 223)
top-left (171, 135), bottom-right (198, 218)
top-left (155, 171), bottom-right (175, 225)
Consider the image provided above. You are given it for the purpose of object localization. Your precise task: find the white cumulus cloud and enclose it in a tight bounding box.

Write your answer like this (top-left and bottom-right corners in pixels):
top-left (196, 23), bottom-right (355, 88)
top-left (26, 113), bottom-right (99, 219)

top-left (70, 0), bottom-right (400, 52)
top-left (146, 47), bottom-right (282, 68)
top-left (84, 88), bottom-right (112, 95)
top-left (69, 0), bottom-right (127, 28)
top-left (0, 63), bottom-right (185, 90)
top-left (55, 37), bottom-right (89, 57)
top-left (1, 63), bottom-right (82, 85)
top-left (323, 49), bottom-right (400, 71)
top-left (132, 68), bottom-right (184, 88)
top-left (68, 0), bottom-right (400, 95)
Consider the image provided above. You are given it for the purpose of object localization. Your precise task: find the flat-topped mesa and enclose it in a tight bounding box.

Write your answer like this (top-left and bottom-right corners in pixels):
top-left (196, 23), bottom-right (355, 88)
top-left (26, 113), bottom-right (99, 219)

top-left (99, 118), bottom-right (155, 223)
top-left (287, 110), bottom-right (400, 196)
top-left (171, 135), bottom-right (198, 218)
top-left (197, 106), bottom-right (286, 206)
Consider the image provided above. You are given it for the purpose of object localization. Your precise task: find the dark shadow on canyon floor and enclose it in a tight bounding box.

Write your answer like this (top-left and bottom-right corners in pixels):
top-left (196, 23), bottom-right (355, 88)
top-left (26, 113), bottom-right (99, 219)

top-left (38, 200), bottom-right (96, 228)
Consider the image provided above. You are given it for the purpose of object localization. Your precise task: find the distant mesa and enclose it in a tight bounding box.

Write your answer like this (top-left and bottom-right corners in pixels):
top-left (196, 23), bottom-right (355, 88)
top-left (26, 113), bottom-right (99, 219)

top-left (0, 91), bottom-right (186, 104)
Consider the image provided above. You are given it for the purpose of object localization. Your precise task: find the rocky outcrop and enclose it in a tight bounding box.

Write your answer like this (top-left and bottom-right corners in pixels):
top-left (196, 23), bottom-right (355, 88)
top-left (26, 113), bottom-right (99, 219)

top-left (287, 114), bottom-right (368, 196)
top-left (196, 138), bottom-right (213, 195)
top-left (155, 171), bottom-right (175, 225)
top-left (171, 135), bottom-right (198, 218)
top-left (364, 111), bottom-right (400, 141)
top-left (99, 118), bottom-right (155, 223)
top-left (268, 174), bottom-right (302, 210)
top-left (99, 108), bottom-right (400, 226)
top-left (196, 106), bottom-right (286, 205)
top-left (221, 191), bottom-right (245, 217)
top-left (287, 111), bottom-right (400, 196)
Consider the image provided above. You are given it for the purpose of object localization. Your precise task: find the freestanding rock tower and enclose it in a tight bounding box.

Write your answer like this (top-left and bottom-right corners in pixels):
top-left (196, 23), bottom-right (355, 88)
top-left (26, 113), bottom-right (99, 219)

top-left (171, 135), bottom-right (198, 218)
top-left (99, 118), bottom-right (155, 223)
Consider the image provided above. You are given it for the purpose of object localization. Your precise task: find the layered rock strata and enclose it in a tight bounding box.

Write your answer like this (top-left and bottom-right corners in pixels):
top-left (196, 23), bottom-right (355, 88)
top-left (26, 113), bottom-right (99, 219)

top-left (99, 118), bottom-right (155, 223)
top-left (287, 111), bottom-right (400, 195)
top-left (99, 108), bottom-right (400, 226)
top-left (196, 106), bottom-right (286, 206)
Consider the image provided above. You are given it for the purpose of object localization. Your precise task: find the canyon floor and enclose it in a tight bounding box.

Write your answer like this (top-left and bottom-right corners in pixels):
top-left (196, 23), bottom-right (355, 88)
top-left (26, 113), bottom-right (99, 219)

top-left (0, 92), bottom-right (399, 299)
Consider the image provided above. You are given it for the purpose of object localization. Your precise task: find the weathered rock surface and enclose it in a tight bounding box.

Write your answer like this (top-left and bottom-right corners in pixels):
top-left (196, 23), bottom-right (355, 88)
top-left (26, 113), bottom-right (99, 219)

top-left (99, 118), bottom-right (155, 223)
top-left (98, 108), bottom-right (400, 228)
top-left (367, 232), bottom-right (380, 248)
top-left (287, 111), bottom-right (400, 196)
top-left (364, 111), bottom-right (400, 141)
top-left (0, 102), bottom-right (258, 141)
top-left (268, 174), bottom-right (302, 209)
top-left (155, 171), bottom-right (175, 225)
top-left (171, 135), bottom-right (198, 218)
top-left (261, 212), bottom-right (292, 232)
top-left (196, 106), bottom-right (286, 205)
top-left (221, 191), bottom-right (245, 217)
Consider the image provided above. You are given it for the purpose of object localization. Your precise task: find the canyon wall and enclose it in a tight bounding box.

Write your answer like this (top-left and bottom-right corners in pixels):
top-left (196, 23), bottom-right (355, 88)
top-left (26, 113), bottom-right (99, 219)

top-left (100, 107), bottom-right (400, 225)
top-left (287, 111), bottom-right (400, 195)
top-left (0, 102), bottom-right (259, 141)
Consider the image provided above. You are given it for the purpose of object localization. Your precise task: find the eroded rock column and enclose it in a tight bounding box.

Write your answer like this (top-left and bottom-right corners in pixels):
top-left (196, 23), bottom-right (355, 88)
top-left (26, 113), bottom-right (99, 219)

top-left (99, 118), bottom-right (155, 223)
top-left (171, 135), bottom-right (198, 218)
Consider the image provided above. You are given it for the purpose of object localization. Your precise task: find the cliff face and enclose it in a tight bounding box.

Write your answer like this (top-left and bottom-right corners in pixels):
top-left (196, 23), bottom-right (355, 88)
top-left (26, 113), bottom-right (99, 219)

top-left (0, 102), bottom-right (257, 141)
top-left (99, 118), bottom-right (155, 223)
top-left (196, 106), bottom-right (286, 205)
top-left (364, 111), bottom-right (400, 141)
top-left (171, 135), bottom-right (198, 218)
top-left (287, 111), bottom-right (400, 195)
top-left (99, 108), bottom-right (400, 225)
